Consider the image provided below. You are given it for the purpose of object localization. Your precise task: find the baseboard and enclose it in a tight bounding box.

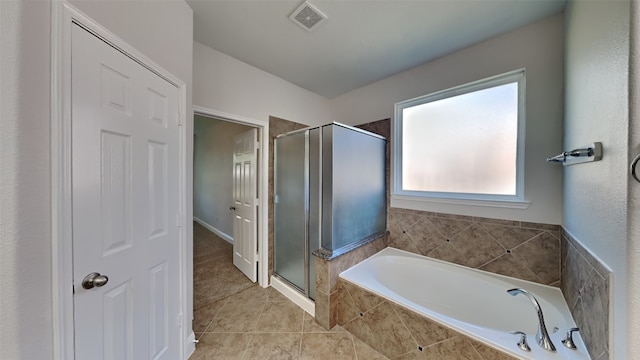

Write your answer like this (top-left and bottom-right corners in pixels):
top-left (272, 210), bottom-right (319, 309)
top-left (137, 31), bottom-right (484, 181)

top-left (270, 275), bottom-right (315, 316)
top-left (185, 331), bottom-right (196, 360)
top-left (193, 217), bottom-right (233, 244)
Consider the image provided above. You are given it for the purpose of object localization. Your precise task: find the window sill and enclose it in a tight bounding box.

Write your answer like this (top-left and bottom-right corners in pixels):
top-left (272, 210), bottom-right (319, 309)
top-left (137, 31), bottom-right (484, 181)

top-left (391, 194), bottom-right (531, 210)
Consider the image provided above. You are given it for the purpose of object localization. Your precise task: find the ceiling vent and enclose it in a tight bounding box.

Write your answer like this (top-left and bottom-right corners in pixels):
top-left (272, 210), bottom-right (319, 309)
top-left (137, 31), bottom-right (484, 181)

top-left (289, 1), bottom-right (327, 32)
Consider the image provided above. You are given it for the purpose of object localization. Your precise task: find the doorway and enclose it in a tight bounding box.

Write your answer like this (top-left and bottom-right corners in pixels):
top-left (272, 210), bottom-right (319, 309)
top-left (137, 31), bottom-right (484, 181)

top-left (193, 115), bottom-right (256, 310)
top-left (192, 106), bottom-right (270, 287)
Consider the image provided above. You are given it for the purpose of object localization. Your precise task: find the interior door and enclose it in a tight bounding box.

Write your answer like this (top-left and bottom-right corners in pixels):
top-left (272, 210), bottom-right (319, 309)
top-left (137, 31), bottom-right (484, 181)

top-left (232, 128), bottom-right (258, 282)
top-left (71, 24), bottom-right (181, 360)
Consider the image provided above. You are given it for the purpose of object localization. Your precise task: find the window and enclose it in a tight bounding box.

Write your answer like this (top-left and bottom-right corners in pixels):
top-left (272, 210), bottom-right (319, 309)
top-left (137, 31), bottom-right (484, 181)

top-left (392, 69), bottom-right (528, 208)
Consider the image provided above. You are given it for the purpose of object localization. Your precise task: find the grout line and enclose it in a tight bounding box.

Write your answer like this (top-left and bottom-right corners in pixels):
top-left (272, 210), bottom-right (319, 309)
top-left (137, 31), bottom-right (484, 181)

top-left (298, 328), bottom-right (304, 359)
top-left (389, 302), bottom-right (421, 350)
top-left (199, 295), bottom-right (231, 334)
top-left (240, 333), bottom-right (254, 360)
top-left (351, 332), bottom-right (359, 360)
top-left (251, 300), bottom-right (269, 334)
top-left (299, 306), bottom-right (306, 332)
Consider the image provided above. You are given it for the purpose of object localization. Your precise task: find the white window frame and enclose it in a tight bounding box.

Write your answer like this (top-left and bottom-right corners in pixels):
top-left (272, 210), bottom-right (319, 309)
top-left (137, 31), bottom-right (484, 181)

top-left (391, 69), bottom-right (530, 209)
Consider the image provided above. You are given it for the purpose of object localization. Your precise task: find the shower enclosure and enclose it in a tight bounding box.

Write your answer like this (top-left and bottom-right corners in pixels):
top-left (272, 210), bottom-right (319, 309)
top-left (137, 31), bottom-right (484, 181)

top-left (274, 123), bottom-right (386, 300)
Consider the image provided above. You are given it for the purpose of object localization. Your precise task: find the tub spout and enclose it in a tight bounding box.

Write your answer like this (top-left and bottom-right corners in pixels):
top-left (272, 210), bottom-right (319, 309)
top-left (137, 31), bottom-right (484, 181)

top-left (507, 288), bottom-right (556, 352)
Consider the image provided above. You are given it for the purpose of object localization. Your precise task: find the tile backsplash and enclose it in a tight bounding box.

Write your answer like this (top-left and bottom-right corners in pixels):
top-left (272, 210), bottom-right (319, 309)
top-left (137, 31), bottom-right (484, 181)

top-left (388, 208), bottom-right (561, 286)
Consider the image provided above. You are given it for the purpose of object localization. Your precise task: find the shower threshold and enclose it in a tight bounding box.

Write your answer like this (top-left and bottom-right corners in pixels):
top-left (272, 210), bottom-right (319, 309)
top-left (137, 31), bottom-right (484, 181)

top-left (270, 275), bottom-right (315, 316)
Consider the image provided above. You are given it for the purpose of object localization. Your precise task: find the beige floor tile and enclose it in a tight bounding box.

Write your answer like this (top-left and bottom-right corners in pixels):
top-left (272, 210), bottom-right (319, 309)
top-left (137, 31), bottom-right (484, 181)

top-left (303, 312), bottom-right (330, 333)
top-left (267, 287), bottom-right (290, 302)
top-left (353, 336), bottom-right (389, 360)
top-left (193, 299), bottom-right (227, 332)
top-left (243, 333), bottom-right (302, 360)
top-left (208, 299), bottom-right (267, 332)
top-left (300, 333), bottom-right (356, 360)
top-left (192, 223), bottom-right (390, 360)
top-left (256, 302), bottom-right (304, 332)
top-left (190, 332), bottom-right (251, 360)
top-left (229, 284), bottom-right (270, 304)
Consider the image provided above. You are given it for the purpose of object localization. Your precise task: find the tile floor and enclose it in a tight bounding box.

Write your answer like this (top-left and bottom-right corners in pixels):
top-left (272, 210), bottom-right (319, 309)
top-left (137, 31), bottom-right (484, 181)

top-left (193, 222), bottom-right (255, 310)
top-left (190, 223), bottom-right (388, 359)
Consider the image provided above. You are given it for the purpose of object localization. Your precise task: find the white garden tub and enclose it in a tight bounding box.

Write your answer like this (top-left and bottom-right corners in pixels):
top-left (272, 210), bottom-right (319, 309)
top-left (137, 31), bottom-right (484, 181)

top-left (339, 247), bottom-right (591, 360)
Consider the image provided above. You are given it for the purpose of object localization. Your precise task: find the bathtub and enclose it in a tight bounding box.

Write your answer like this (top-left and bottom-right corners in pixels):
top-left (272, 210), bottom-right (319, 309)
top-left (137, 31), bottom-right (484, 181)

top-left (339, 247), bottom-right (591, 360)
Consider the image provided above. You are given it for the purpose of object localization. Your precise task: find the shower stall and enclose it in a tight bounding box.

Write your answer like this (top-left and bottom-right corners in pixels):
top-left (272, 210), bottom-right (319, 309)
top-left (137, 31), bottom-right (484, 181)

top-left (273, 123), bottom-right (386, 301)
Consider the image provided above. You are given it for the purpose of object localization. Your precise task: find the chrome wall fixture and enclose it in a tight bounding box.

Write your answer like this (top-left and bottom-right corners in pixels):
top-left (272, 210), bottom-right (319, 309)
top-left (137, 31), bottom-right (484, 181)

top-left (546, 142), bottom-right (602, 166)
top-left (631, 153), bottom-right (640, 183)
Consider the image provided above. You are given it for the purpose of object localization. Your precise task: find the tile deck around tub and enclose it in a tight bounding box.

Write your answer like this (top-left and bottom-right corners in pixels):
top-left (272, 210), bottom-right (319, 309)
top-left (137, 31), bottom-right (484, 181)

top-left (334, 278), bottom-right (518, 360)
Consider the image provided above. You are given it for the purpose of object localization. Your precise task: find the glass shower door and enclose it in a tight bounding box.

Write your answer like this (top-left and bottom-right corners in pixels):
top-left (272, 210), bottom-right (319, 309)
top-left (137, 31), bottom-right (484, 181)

top-left (274, 131), bottom-right (308, 293)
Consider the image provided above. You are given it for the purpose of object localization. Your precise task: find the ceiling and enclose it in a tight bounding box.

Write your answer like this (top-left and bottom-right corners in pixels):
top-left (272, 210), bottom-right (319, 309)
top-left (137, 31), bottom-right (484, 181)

top-left (187, 0), bottom-right (566, 99)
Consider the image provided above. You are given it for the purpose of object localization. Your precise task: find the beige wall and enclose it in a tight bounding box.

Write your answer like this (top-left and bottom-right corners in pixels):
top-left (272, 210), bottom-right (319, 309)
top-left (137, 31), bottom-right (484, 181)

top-left (563, 0), bottom-right (630, 358)
top-left (330, 15), bottom-right (565, 224)
top-left (194, 116), bottom-right (252, 237)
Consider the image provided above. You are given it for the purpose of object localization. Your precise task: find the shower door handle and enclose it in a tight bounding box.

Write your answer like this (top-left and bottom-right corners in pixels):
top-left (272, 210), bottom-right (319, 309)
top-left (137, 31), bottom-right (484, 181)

top-left (631, 153), bottom-right (640, 183)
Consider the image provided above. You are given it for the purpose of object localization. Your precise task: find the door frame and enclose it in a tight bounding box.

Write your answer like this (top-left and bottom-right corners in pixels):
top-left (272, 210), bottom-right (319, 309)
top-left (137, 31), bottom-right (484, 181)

top-left (193, 105), bottom-right (270, 288)
top-left (50, 2), bottom-right (190, 359)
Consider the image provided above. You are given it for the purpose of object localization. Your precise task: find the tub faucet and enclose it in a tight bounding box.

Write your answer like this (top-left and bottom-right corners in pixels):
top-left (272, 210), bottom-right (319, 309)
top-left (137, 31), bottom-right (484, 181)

top-left (507, 288), bottom-right (556, 352)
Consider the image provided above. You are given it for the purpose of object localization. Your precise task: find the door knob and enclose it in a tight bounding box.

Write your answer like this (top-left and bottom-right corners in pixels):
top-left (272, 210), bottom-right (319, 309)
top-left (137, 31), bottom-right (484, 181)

top-left (82, 272), bottom-right (109, 289)
top-left (229, 206), bottom-right (236, 211)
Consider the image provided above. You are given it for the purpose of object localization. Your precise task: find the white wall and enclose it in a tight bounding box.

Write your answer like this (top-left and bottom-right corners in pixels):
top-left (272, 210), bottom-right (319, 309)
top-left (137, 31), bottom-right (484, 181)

top-left (329, 15), bottom-right (564, 224)
top-left (0, 0), bottom-right (194, 358)
top-left (1, 1), bottom-right (53, 359)
top-left (193, 41), bottom-right (331, 127)
top-left (628, 0), bottom-right (640, 355)
top-left (563, 0), bottom-right (630, 358)
top-left (194, 116), bottom-right (252, 237)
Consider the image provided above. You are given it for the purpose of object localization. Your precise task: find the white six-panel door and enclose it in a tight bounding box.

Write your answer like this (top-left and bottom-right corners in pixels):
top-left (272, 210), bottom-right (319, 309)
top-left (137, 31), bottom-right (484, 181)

top-left (71, 24), bottom-right (181, 360)
top-left (232, 129), bottom-right (258, 282)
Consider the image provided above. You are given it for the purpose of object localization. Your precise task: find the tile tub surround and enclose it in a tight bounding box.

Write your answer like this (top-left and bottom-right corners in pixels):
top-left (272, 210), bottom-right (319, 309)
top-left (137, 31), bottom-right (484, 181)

top-left (357, 118), bottom-right (561, 287)
top-left (333, 278), bottom-right (517, 360)
top-left (561, 229), bottom-right (611, 360)
top-left (387, 208), bottom-right (562, 286)
top-left (314, 233), bottom-right (388, 330)
top-left (268, 116), bottom-right (308, 277)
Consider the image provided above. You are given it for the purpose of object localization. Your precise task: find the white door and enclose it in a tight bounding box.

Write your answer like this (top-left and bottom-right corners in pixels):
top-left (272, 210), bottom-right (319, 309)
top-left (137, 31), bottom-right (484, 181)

top-left (232, 128), bottom-right (258, 282)
top-left (71, 24), bottom-right (181, 360)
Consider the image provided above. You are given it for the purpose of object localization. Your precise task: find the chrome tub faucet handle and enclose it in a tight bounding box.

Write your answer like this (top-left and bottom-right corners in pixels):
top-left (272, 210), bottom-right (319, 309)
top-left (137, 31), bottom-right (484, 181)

top-left (509, 331), bottom-right (531, 352)
top-left (562, 327), bottom-right (580, 350)
top-left (507, 288), bottom-right (556, 352)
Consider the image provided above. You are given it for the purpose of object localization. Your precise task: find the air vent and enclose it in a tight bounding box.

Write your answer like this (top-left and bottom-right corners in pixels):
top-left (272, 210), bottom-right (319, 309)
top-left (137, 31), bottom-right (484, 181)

top-left (289, 1), bottom-right (327, 32)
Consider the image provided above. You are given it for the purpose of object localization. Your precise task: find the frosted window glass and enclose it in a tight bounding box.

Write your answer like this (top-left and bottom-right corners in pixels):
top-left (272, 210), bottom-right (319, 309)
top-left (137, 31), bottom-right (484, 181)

top-left (402, 82), bottom-right (518, 195)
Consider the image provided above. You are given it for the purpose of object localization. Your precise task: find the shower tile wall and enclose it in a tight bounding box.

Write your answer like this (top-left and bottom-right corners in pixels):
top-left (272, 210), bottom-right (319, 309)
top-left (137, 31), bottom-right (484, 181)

top-left (334, 278), bottom-right (517, 360)
top-left (561, 229), bottom-right (611, 360)
top-left (268, 116), bottom-right (307, 277)
top-left (357, 119), bottom-right (561, 287)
